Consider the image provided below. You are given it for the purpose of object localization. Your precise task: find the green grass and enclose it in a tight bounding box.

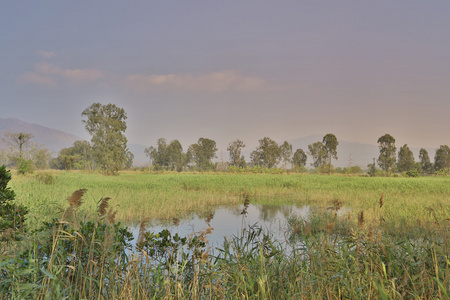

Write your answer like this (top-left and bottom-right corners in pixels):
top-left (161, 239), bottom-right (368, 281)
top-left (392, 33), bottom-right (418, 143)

top-left (10, 170), bottom-right (450, 229)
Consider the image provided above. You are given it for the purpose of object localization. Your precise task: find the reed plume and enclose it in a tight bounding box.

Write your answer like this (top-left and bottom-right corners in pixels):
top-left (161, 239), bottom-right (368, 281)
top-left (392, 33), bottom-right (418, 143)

top-left (137, 219), bottom-right (148, 246)
top-left (67, 189), bottom-right (87, 208)
top-left (98, 197), bottom-right (111, 216)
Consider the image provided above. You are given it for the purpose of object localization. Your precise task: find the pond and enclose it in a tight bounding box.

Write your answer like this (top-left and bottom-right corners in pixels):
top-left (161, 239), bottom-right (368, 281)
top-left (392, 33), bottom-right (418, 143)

top-left (127, 203), bottom-right (351, 249)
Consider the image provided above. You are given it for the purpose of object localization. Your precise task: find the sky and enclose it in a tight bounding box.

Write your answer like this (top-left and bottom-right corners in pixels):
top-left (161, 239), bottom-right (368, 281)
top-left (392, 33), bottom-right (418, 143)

top-left (2, 1), bottom-right (450, 152)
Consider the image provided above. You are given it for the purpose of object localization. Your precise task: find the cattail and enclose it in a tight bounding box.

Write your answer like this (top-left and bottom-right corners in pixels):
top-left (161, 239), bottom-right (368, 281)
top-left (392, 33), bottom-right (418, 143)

top-left (358, 211), bottom-right (365, 228)
top-left (98, 197), bottom-right (111, 215)
top-left (379, 193), bottom-right (384, 208)
top-left (348, 212), bottom-right (352, 221)
top-left (304, 222), bottom-right (311, 236)
top-left (368, 227), bottom-right (373, 242)
top-left (67, 189), bottom-right (87, 208)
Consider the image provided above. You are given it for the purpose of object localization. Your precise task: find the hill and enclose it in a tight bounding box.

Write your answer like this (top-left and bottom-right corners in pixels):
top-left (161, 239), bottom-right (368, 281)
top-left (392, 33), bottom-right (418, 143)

top-left (0, 118), bottom-right (81, 152)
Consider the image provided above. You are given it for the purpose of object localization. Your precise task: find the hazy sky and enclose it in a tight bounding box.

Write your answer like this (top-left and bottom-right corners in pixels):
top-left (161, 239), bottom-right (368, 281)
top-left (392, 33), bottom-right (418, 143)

top-left (2, 1), bottom-right (450, 151)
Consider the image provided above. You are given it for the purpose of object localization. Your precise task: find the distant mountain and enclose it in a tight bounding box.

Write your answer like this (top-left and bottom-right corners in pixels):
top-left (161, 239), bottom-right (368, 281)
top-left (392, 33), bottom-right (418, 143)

top-left (0, 118), bottom-right (81, 152)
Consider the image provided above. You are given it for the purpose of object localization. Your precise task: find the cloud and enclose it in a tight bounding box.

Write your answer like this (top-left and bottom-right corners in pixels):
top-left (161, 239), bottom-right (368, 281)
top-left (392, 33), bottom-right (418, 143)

top-left (17, 72), bottom-right (57, 87)
top-left (18, 62), bottom-right (104, 87)
top-left (37, 51), bottom-right (56, 59)
top-left (125, 70), bottom-right (282, 93)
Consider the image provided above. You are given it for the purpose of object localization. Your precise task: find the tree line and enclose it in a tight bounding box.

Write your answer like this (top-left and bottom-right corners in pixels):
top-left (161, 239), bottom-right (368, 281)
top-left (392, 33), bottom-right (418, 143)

top-left (1, 103), bottom-right (450, 176)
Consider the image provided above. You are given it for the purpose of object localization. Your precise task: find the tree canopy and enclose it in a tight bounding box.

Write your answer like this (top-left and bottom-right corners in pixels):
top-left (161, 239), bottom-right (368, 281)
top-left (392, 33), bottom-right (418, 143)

top-left (377, 134), bottom-right (396, 173)
top-left (397, 144), bottom-right (415, 172)
top-left (81, 103), bottom-right (131, 175)
top-left (250, 137), bottom-right (281, 168)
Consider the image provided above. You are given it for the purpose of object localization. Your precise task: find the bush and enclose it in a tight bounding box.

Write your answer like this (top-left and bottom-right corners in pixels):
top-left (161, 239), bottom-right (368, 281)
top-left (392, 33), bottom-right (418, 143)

top-left (35, 172), bottom-right (56, 184)
top-left (405, 170), bottom-right (419, 177)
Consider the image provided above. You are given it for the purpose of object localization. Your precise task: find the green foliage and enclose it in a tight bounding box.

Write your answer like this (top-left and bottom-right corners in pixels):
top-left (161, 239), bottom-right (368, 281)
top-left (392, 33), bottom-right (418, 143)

top-left (419, 148), bottom-right (433, 174)
top-left (405, 170), bottom-right (419, 177)
top-left (322, 133), bottom-right (338, 174)
top-left (54, 140), bottom-right (94, 170)
top-left (377, 134), bottom-right (397, 172)
top-left (0, 165), bottom-right (28, 241)
top-left (17, 158), bottom-right (34, 175)
top-left (279, 141), bottom-right (293, 170)
top-left (145, 138), bottom-right (186, 171)
top-left (227, 139), bottom-right (246, 168)
top-left (82, 103), bottom-right (131, 175)
top-left (434, 145), bottom-right (450, 172)
top-left (292, 148), bottom-right (307, 169)
top-left (187, 137), bottom-right (217, 171)
top-left (397, 144), bottom-right (415, 172)
top-left (250, 137), bottom-right (281, 168)
top-left (35, 172), bottom-right (56, 185)
top-left (308, 141), bottom-right (327, 169)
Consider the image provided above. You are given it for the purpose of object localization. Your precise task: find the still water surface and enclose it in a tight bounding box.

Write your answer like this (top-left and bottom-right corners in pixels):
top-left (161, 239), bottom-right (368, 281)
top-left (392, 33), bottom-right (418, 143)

top-left (128, 204), bottom-right (313, 248)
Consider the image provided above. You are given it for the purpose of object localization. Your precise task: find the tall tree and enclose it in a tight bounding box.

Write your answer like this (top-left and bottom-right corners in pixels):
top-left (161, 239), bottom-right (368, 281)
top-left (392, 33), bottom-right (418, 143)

top-left (250, 137), bottom-right (281, 168)
top-left (187, 138), bottom-right (217, 170)
top-left (166, 139), bottom-right (185, 172)
top-left (81, 103), bottom-right (130, 175)
top-left (397, 144), bottom-right (415, 172)
top-left (322, 134), bottom-right (338, 174)
top-left (227, 139), bottom-right (246, 168)
top-left (292, 148), bottom-right (307, 169)
top-left (2, 132), bottom-right (34, 160)
top-left (377, 134), bottom-right (396, 173)
top-left (419, 148), bottom-right (432, 174)
top-left (308, 142), bottom-right (327, 169)
top-left (145, 138), bottom-right (169, 170)
top-left (280, 141), bottom-right (293, 170)
top-left (434, 145), bottom-right (450, 172)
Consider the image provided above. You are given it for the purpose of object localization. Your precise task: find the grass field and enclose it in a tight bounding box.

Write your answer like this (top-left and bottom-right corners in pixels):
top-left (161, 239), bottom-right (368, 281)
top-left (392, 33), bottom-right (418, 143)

top-left (10, 170), bottom-right (450, 228)
top-left (3, 170), bottom-right (449, 298)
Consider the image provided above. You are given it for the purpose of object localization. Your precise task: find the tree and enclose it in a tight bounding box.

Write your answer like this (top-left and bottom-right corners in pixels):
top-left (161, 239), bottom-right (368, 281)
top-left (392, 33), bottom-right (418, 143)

top-left (397, 144), bottom-right (415, 172)
top-left (377, 134), bottom-right (396, 173)
top-left (2, 132), bottom-right (34, 160)
top-left (322, 134), bottom-right (338, 174)
top-left (250, 137), bottom-right (281, 168)
top-left (145, 138), bottom-right (169, 170)
top-left (308, 142), bottom-right (327, 169)
top-left (166, 139), bottom-right (185, 172)
top-left (187, 138), bottom-right (217, 170)
top-left (419, 148), bottom-right (432, 174)
top-left (53, 140), bottom-right (93, 170)
top-left (30, 146), bottom-right (52, 170)
top-left (81, 103), bottom-right (130, 175)
top-left (280, 141), bottom-right (293, 171)
top-left (434, 145), bottom-right (450, 172)
top-left (227, 139), bottom-right (246, 168)
top-left (292, 148), bottom-right (307, 169)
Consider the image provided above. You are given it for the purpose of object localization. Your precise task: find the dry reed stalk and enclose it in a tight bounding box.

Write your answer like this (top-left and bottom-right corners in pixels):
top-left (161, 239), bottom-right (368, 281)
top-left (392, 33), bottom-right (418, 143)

top-left (106, 208), bottom-right (117, 224)
top-left (325, 221), bottom-right (335, 234)
top-left (379, 193), bottom-right (384, 208)
top-left (358, 211), bottom-right (365, 229)
top-left (137, 219), bottom-right (148, 245)
top-left (173, 217), bottom-right (180, 227)
top-left (98, 197), bottom-right (110, 215)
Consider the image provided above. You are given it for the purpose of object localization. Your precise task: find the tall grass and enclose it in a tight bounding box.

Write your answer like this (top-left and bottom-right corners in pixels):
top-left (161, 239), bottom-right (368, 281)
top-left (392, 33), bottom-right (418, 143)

top-left (1, 187), bottom-right (449, 299)
top-left (10, 171), bottom-right (450, 228)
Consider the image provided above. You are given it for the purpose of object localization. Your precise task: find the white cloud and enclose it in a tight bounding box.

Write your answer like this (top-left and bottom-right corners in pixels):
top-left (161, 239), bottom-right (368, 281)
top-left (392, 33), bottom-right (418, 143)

top-left (125, 70), bottom-right (282, 93)
top-left (37, 51), bottom-right (56, 59)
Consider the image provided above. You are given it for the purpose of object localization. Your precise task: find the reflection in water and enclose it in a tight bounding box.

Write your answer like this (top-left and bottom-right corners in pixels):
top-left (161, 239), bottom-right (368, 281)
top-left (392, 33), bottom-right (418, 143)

top-left (128, 204), bottom-right (312, 249)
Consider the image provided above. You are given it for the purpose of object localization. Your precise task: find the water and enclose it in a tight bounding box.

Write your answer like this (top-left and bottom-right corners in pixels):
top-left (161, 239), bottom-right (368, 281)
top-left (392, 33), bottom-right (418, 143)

top-left (128, 204), bottom-right (313, 249)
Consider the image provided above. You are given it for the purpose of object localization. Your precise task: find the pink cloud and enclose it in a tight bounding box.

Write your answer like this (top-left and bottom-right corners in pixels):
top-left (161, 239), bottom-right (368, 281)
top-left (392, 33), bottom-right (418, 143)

top-left (17, 62), bottom-right (104, 87)
top-left (37, 50), bottom-right (56, 59)
top-left (126, 70), bottom-right (282, 93)
top-left (17, 72), bottom-right (57, 87)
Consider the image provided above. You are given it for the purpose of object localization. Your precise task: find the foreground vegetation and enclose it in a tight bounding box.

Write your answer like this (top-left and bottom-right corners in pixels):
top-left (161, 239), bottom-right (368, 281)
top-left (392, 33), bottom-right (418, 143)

top-left (2, 169), bottom-right (450, 298)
